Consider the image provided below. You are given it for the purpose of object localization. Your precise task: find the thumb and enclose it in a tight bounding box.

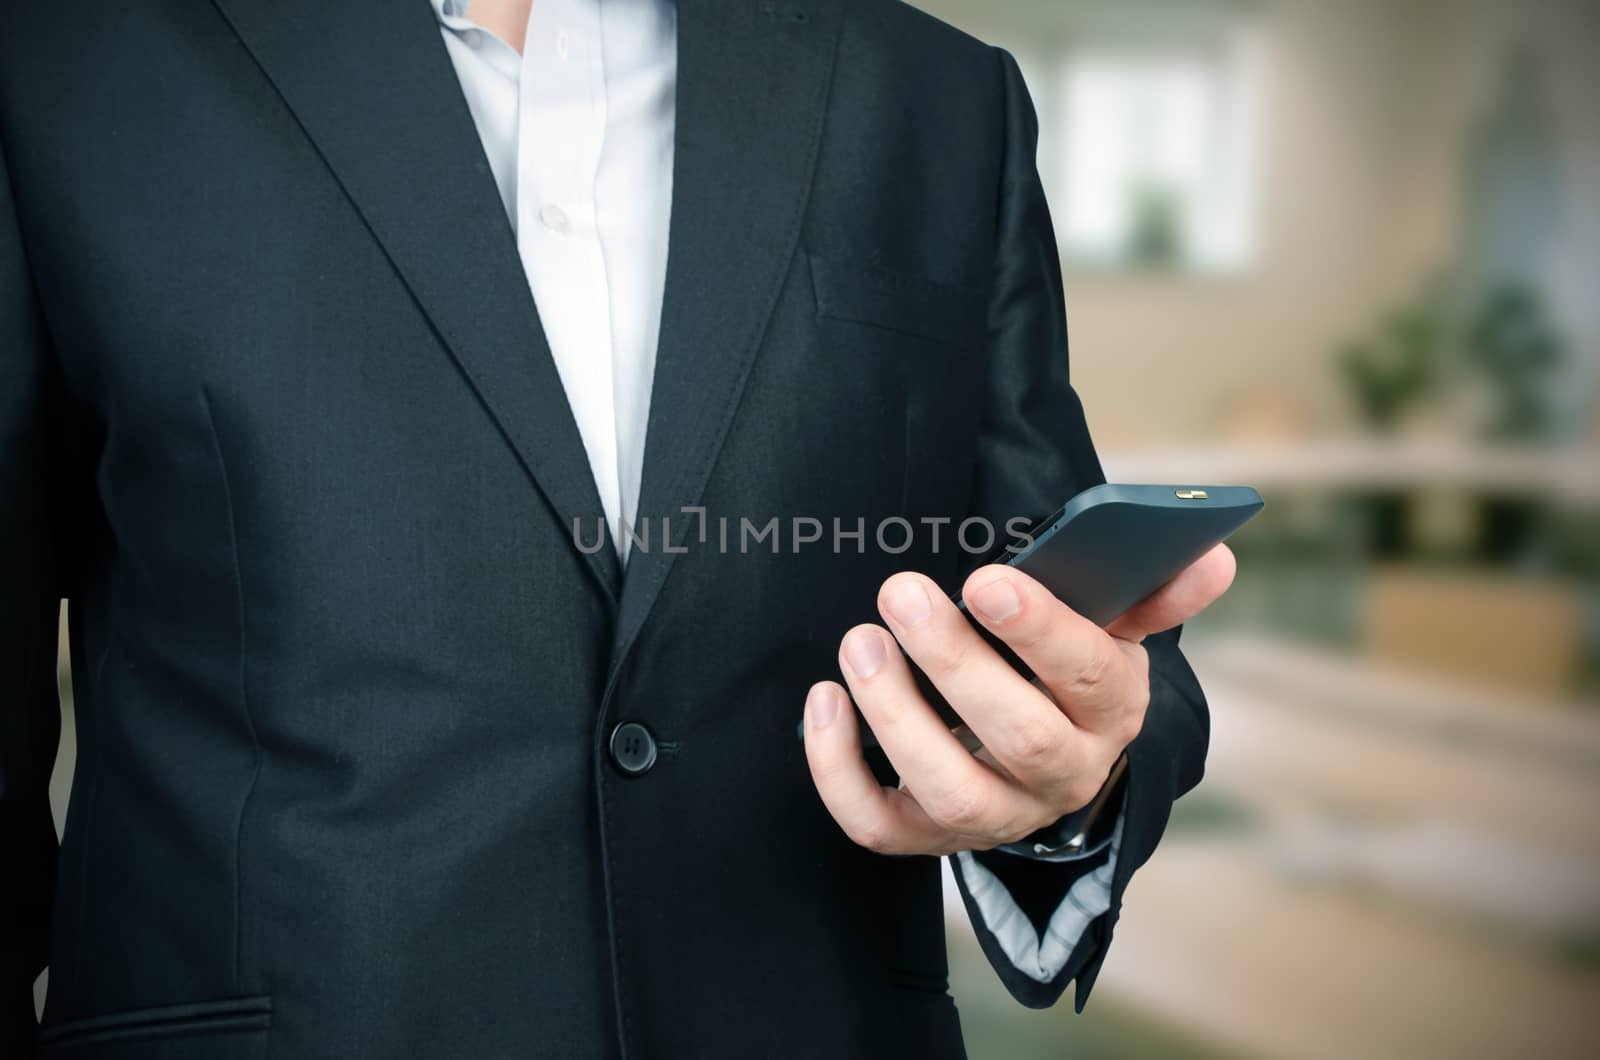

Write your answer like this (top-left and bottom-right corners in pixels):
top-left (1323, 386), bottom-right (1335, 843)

top-left (1104, 544), bottom-right (1237, 642)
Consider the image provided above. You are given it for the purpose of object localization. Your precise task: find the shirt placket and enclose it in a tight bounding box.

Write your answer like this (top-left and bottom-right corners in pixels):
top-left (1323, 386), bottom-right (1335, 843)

top-left (516, 0), bottom-right (623, 545)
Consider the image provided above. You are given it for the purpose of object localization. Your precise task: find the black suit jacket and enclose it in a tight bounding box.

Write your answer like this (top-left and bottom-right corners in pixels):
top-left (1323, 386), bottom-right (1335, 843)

top-left (1, 0), bottom-right (1210, 1056)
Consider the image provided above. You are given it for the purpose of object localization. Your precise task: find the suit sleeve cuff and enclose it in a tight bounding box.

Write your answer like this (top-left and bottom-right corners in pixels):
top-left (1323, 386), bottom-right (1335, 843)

top-left (948, 805), bottom-right (1124, 1003)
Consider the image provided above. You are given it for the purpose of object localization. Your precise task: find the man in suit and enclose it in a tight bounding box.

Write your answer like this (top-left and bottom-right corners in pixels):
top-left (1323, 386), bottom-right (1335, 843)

top-left (1, 0), bottom-right (1233, 1056)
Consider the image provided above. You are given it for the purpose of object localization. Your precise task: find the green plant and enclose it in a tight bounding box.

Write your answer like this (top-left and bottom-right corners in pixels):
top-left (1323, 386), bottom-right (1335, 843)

top-left (1124, 179), bottom-right (1183, 267)
top-left (1464, 283), bottom-right (1563, 439)
top-left (1336, 291), bottom-right (1446, 431)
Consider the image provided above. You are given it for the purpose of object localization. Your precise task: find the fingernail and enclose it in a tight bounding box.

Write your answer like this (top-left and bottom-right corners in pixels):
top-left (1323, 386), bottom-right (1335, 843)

top-left (844, 629), bottom-right (886, 679)
top-left (883, 579), bottom-right (931, 628)
top-left (969, 578), bottom-right (1021, 623)
top-left (807, 685), bottom-right (840, 730)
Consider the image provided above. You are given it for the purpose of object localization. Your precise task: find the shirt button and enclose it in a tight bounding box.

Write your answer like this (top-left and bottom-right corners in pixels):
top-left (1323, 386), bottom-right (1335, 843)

top-left (557, 30), bottom-right (570, 60)
top-left (538, 203), bottom-right (570, 233)
top-left (609, 722), bottom-right (658, 777)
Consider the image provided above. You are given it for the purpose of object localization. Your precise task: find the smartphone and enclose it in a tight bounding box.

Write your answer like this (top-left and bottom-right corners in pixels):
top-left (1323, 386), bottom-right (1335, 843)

top-left (832, 483), bottom-right (1263, 748)
top-left (966, 483), bottom-right (1263, 627)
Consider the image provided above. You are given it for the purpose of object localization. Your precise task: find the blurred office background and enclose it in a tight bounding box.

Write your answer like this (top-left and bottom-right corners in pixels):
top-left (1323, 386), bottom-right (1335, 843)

top-left (911, 0), bottom-right (1600, 1057)
top-left (41, 0), bottom-right (1600, 1056)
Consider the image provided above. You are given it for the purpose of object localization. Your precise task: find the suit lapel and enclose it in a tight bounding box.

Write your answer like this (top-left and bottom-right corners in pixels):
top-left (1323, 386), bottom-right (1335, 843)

top-left (212, 0), bottom-right (623, 600)
top-left (610, 0), bottom-right (843, 665)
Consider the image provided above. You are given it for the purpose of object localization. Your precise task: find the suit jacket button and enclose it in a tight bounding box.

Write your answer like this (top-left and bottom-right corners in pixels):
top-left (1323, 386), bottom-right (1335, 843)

top-left (609, 722), bottom-right (658, 777)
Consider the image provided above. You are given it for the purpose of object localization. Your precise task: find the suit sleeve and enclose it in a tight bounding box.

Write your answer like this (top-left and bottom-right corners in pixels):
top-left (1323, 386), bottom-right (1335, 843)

top-left (1, 135), bottom-right (64, 1058)
top-left (947, 47), bottom-right (1210, 1011)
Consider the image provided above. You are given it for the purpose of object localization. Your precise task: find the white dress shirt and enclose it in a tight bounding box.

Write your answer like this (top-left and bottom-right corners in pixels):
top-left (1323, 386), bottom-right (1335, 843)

top-left (428, 0), bottom-right (1120, 990)
top-left (433, 0), bottom-right (675, 562)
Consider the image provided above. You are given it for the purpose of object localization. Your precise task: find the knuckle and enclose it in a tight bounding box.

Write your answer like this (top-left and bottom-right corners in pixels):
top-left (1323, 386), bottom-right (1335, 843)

top-left (1005, 718), bottom-right (1062, 770)
top-left (1067, 641), bottom-right (1118, 699)
top-left (928, 778), bottom-right (990, 832)
top-left (845, 816), bottom-right (893, 853)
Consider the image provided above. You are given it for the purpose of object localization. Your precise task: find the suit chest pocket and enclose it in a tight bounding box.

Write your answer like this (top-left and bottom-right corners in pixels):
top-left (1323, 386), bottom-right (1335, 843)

top-left (807, 252), bottom-right (988, 350)
top-left (803, 252), bottom-right (987, 528)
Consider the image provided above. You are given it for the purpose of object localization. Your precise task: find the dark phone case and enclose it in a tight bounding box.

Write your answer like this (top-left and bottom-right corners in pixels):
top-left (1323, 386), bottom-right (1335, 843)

top-left (855, 484), bottom-right (1264, 749)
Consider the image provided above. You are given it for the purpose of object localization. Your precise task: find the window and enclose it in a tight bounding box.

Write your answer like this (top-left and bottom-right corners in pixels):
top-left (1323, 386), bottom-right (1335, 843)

top-left (1026, 18), bottom-right (1263, 273)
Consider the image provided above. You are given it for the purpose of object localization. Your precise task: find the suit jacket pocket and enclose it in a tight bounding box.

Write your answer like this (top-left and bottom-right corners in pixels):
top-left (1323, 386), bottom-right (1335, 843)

top-left (808, 252), bottom-right (988, 349)
top-left (40, 996), bottom-right (271, 1055)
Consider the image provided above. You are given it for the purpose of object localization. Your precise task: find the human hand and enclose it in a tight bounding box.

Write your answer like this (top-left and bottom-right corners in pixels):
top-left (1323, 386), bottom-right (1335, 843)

top-left (802, 545), bottom-right (1236, 855)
